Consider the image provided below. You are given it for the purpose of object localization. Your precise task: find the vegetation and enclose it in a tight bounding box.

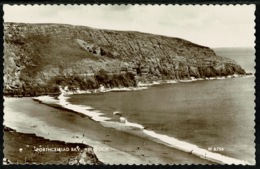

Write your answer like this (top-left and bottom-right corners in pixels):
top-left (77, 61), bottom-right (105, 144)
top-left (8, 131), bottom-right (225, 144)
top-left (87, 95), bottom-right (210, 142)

top-left (4, 85), bottom-right (60, 97)
top-left (4, 23), bottom-right (246, 97)
top-left (4, 70), bottom-right (137, 97)
top-left (95, 69), bottom-right (136, 88)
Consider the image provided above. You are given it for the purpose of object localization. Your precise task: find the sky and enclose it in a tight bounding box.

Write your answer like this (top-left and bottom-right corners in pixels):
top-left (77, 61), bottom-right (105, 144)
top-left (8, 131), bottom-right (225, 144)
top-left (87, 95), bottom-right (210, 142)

top-left (4, 4), bottom-right (255, 48)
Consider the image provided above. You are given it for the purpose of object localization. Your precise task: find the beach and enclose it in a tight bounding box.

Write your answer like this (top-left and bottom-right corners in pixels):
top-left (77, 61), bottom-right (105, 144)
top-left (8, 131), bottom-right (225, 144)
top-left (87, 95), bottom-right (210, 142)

top-left (3, 5), bottom-right (255, 166)
top-left (65, 76), bottom-right (255, 165)
top-left (4, 97), bottom-right (214, 165)
top-left (3, 75), bottom-right (255, 165)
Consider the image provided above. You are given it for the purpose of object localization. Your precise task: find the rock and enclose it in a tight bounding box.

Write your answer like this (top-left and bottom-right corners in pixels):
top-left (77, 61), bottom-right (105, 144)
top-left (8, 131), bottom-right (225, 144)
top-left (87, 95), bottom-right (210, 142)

top-left (76, 39), bottom-right (101, 56)
top-left (3, 23), bottom-right (246, 96)
top-left (68, 147), bottom-right (100, 165)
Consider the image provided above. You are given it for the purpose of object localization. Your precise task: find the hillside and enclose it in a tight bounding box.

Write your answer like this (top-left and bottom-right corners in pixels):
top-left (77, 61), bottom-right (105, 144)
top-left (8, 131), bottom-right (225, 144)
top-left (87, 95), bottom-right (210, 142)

top-left (4, 22), bottom-right (246, 96)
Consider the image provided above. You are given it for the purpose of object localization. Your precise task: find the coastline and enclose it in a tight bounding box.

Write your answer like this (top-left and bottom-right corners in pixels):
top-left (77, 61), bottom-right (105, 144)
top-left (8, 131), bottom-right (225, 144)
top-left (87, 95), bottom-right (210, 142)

top-left (3, 19), bottom-right (255, 165)
top-left (4, 97), bottom-right (215, 165)
top-left (3, 73), bottom-right (254, 98)
top-left (35, 79), bottom-right (253, 165)
top-left (48, 74), bottom-right (255, 96)
top-left (3, 75), bottom-right (254, 165)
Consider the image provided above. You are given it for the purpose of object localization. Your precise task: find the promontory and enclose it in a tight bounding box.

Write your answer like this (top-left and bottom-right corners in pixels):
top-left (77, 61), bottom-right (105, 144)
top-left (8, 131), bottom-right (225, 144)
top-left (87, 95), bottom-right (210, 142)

top-left (4, 22), bottom-right (246, 96)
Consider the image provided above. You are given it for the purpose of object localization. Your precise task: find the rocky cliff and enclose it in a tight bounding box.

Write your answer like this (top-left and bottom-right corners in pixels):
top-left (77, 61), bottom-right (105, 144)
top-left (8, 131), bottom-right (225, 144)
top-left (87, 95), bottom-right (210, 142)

top-left (4, 22), bottom-right (246, 96)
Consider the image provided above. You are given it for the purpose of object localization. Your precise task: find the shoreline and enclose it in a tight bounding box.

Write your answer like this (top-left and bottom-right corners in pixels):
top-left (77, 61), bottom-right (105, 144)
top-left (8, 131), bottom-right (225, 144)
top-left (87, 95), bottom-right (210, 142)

top-left (48, 74), bottom-right (255, 96)
top-left (34, 88), bottom-right (252, 165)
top-left (4, 97), bottom-right (215, 165)
top-left (4, 76), bottom-right (255, 165)
top-left (3, 73), bottom-right (254, 98)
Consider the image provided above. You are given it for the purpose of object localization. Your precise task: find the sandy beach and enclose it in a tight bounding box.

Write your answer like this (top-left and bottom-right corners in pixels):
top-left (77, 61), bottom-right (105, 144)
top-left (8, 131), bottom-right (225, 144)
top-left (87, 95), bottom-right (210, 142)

top-left (4, 97), bottom-right (214, 165)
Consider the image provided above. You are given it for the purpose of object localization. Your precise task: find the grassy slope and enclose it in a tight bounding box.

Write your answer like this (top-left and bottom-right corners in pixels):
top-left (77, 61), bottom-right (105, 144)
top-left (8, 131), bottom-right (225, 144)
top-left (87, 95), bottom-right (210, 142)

top-left (4, 23), bottom-right (246, 96)
top-left (3, 127), bottom-right (102, 164)
top-left (15, 34), bottom-right (99, 77)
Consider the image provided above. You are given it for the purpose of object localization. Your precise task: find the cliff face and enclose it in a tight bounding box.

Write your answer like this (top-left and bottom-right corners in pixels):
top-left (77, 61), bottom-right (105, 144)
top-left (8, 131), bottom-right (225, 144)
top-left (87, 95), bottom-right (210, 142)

top-left (4, 22), bottom-right (246, 96)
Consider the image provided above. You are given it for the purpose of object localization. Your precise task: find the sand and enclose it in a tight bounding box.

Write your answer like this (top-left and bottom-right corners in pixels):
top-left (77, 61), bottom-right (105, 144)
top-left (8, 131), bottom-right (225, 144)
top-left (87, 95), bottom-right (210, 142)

top-left (4, 97), bottom-right (214, 165)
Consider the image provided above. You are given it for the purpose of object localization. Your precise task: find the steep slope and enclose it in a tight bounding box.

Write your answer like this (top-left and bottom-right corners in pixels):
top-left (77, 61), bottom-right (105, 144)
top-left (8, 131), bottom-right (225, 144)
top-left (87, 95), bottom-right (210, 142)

top-left (4, 22), bottom-right (246, 96)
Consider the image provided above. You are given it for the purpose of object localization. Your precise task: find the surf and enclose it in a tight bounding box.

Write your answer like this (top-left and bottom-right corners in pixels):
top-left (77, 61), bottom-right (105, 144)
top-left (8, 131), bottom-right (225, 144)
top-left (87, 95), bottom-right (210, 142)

top-left (33, 87), bottom-right (252, 165)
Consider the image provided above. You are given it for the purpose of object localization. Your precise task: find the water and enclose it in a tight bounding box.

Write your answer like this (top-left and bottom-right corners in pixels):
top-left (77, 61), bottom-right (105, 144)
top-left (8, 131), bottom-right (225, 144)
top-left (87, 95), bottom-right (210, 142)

top-left (67, 76), bottom-right (255, 164)
top-left (213, 47), bottom-right (255, 73)
top-left (4, 47), bottom-right (255, 164)
top-left (65, 47), bottom-right (256, 163)
top-left (4, 97), bottom-right (212, 164)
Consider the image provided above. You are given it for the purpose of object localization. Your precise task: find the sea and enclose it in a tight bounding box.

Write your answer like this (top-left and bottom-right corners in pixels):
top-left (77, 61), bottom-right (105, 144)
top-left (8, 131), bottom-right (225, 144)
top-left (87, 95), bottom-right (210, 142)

top-left (4, 47), bottom-right (255, 164)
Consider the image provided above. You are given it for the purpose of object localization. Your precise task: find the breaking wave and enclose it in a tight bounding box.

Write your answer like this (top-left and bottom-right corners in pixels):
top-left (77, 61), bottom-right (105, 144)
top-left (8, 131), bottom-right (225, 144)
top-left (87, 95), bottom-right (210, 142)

top-left (33, 89), bottom-right (251, 165)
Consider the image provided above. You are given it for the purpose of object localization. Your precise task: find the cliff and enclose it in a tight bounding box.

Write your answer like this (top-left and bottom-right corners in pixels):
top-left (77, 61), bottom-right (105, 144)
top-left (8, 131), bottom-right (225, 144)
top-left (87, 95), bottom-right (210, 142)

top-left (4, 22), bottom-right (246, 96)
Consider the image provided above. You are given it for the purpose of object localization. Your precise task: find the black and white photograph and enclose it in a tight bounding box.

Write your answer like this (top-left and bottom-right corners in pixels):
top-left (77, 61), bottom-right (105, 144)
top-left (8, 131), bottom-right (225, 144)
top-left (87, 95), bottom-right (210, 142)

top-left (3, 4), bottom-right (256, 165)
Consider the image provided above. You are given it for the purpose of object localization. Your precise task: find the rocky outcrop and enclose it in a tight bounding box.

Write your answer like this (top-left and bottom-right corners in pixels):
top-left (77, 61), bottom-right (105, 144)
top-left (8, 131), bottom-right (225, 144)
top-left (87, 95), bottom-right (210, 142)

top-left (3, 22), bottom-right (246, 96)
top-left (68, 147), bottom-right (101, 165)
top-left (76, 39), bottom-right (102, 56)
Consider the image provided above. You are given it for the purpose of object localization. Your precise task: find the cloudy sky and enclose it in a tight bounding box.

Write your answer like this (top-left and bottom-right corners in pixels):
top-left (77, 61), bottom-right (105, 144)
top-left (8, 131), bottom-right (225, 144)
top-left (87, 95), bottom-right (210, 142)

top-left (4, 5), bottom-right (255, 48)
